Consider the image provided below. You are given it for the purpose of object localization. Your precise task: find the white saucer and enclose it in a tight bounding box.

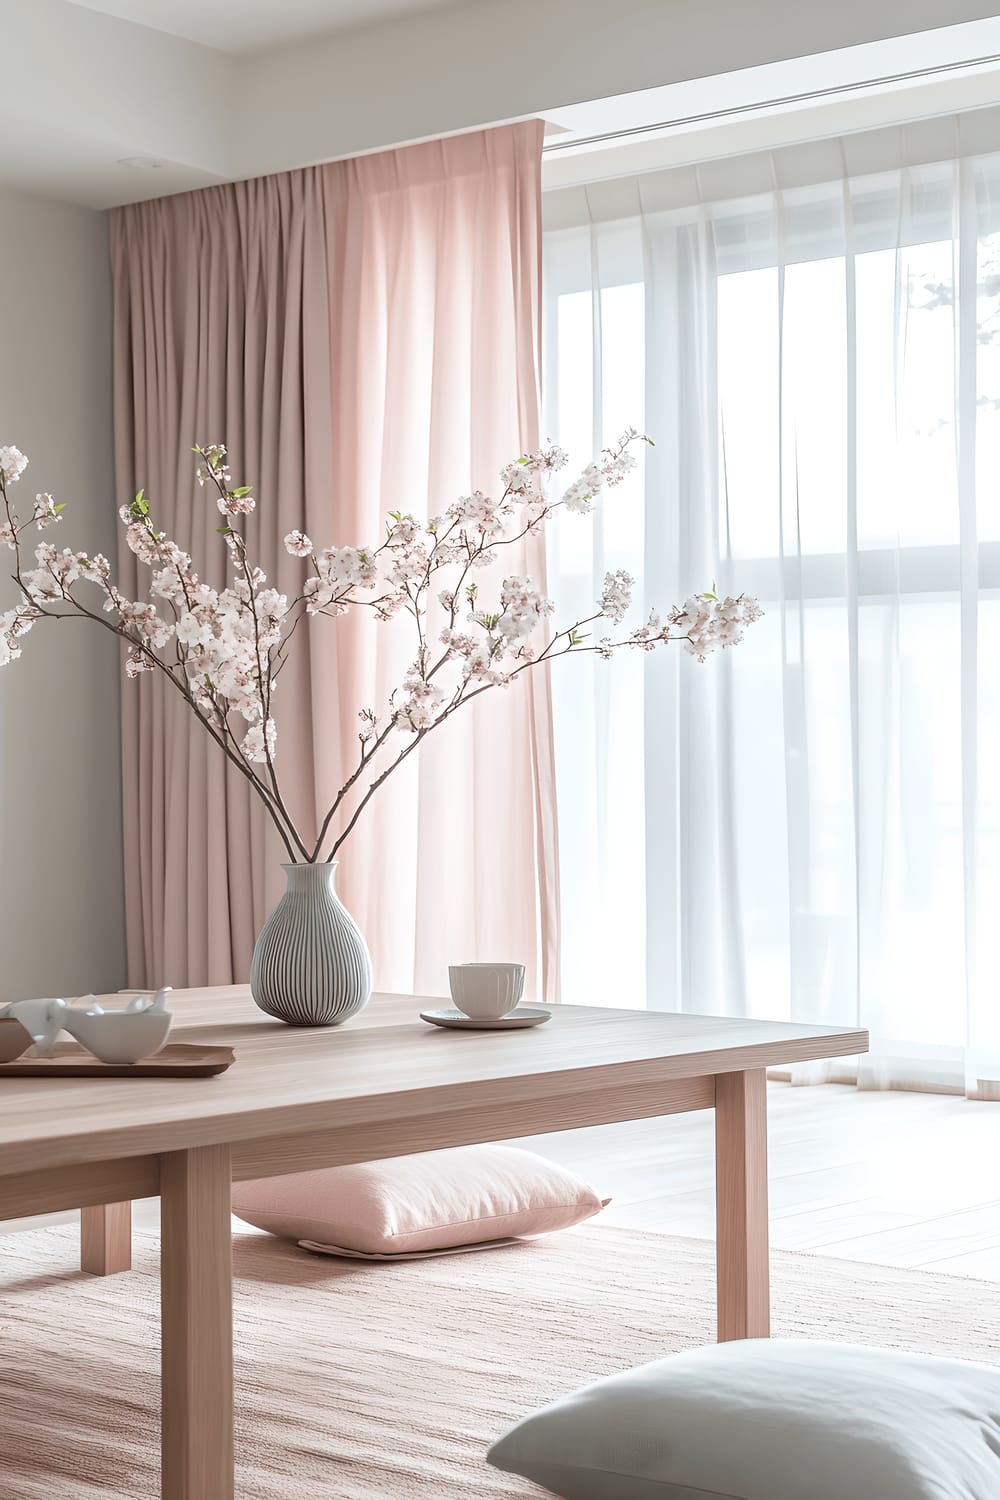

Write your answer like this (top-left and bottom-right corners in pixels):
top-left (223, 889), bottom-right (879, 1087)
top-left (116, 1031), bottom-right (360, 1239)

top-left (419, 1007), bottom-right (552, 1031)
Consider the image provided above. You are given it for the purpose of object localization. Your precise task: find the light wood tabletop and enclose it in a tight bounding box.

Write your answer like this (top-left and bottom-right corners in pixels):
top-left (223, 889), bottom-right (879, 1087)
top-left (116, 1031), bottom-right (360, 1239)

top-left (0, 987), bottom-right (868, 1499)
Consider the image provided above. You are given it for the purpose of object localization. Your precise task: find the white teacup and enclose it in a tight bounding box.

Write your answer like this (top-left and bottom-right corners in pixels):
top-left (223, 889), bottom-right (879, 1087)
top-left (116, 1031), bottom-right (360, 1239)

top-left (448, 963), bottom-right (525, 1020)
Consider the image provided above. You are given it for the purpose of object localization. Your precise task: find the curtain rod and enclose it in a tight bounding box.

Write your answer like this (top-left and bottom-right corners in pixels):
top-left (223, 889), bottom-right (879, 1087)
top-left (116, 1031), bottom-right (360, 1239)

top-left (542, 53), bottom-right (1000, 155)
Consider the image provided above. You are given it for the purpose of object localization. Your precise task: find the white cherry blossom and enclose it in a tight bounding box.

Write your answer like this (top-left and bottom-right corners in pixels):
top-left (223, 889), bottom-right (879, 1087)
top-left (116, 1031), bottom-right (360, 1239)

top-left (33, 493), bottom-right (61, 528)
top-left (0, 446), bottom-right (27, 485)
top-left (600, 569), bottom-right (634, 624)
top-left (0, 605), bottom-right (38, 664)
top-left (283, 530), bottom-right (312, 557)
top-left (242, 718), bottom-right (277, 763)
top-left (497, 576), bottom-right (555, 642)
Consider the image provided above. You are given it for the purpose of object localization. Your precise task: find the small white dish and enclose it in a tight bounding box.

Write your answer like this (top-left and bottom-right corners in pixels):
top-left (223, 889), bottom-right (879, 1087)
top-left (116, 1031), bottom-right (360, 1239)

top-left (420, 1006), bottom-right (551, 1031)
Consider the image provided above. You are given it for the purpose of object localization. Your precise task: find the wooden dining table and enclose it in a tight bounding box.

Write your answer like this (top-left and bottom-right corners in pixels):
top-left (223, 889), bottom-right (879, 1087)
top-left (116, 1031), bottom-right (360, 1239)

top-left (0, 986), bottom-right (868, 1499)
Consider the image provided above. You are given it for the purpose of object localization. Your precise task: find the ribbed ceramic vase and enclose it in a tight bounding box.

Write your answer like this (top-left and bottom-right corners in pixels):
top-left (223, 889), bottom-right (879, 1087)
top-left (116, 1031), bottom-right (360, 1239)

top-left (250, 863), bottom-right (372, 1027)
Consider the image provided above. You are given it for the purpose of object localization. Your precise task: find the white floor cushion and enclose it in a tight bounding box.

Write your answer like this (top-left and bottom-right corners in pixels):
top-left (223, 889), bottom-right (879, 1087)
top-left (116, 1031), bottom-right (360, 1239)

top-left (487, 1339), bottom-right (1000, 1500)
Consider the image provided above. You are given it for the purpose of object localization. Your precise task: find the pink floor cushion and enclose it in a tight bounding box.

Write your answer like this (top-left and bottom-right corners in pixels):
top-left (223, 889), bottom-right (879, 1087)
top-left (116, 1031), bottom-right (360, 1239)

top-left (231, 1144), bottom-right (609, 1260)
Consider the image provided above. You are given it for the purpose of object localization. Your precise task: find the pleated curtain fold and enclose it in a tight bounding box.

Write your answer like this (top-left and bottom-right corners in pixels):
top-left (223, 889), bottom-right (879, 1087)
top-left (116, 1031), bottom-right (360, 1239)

top-left (111, 122), bottom-right (560, 1002)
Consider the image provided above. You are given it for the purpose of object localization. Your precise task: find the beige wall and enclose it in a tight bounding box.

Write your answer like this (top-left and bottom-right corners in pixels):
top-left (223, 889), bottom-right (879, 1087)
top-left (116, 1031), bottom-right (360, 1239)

top-left (0, 186), bottom-right (126, 1003)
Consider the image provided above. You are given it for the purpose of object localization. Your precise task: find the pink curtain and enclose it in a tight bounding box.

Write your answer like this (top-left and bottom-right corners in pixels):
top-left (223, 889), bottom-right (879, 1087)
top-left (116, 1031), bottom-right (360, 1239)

top-left (110, 123), bottom-right (560, 1003)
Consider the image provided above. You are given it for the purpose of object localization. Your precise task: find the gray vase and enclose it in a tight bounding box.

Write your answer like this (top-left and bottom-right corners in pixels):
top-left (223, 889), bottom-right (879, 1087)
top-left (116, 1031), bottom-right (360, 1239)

top-left (250, 862), bottom-right (372, 1027)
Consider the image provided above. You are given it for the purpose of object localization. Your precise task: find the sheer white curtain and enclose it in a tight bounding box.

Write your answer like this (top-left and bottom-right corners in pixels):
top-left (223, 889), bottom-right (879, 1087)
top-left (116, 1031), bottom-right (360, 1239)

top-left (543, 145), bottom-right (1000, 1097)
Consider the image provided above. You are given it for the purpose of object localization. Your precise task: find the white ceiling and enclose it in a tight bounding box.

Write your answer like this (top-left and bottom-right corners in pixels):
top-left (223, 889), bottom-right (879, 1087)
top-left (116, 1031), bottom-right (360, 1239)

top-left (65, 0), bottom-right (458, 53)
top-left (6, 0), bottom-right (1000, 209)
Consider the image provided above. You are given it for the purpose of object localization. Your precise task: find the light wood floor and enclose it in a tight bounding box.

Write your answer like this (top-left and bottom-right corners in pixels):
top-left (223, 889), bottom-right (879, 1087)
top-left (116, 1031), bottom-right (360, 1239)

top-left (4, 1083), bottom-right (1000, 1279)
top-left (517, 1081), bottom-right (1000, 1280)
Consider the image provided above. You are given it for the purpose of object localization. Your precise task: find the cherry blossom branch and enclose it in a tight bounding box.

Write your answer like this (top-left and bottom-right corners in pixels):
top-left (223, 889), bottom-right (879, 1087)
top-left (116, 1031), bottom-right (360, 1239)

top-left (206, 502), bottom-right (309, 858)
top-left (0, 431), bottom-right (762, 875)
top-left (0, 464), bottom-right (301, 861)
top-left (324, 585), bottom-right (761, 860)
top-left (12, 589), bottom-right (301, 863)
top-left (310, 715), bottom-right (398, 862)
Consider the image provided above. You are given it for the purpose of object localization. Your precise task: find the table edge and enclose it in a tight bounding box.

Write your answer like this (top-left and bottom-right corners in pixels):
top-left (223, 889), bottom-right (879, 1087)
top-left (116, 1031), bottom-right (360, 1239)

top-left (0, 1029), bottom-right (869, 1177)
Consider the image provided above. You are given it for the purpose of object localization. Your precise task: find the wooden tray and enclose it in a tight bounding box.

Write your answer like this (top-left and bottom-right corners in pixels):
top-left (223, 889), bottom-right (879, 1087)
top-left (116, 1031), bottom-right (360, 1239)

top-left (0, 1043), bottom-right (235, 1078)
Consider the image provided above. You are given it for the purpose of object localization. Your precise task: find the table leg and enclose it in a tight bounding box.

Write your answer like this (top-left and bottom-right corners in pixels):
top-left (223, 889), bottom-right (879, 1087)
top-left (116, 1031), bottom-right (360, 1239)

top-left (161, 1145), bottom-right (233, 1500)
top-left (80, 1202), bottom-right (132, 1275)
top-left (715, 1068), bottom-right (770, 1342)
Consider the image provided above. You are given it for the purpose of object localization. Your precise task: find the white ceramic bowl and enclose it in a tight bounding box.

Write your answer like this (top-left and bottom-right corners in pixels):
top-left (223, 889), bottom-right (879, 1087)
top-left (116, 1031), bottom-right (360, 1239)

top-left (448, 963), bottom-right (525, 1020)
top-left (61, 1007), bottom-right (173, 1065)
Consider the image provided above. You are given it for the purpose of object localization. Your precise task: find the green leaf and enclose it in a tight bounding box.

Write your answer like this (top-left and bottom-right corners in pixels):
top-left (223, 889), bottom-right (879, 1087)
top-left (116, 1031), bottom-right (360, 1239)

top-left (54, 503), bottom-right (67, 515)
top-left (228, 486), bottom-right (253, 498)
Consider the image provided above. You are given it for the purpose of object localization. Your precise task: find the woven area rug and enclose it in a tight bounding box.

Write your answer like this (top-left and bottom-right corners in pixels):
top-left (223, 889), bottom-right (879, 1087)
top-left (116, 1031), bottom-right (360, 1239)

top-left (1, 1223), bottom-right (999, 1498)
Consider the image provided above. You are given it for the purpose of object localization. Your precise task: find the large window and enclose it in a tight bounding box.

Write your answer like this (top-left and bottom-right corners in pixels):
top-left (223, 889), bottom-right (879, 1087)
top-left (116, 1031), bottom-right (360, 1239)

top-left (543, 155), bottom-right (1000, 1094)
